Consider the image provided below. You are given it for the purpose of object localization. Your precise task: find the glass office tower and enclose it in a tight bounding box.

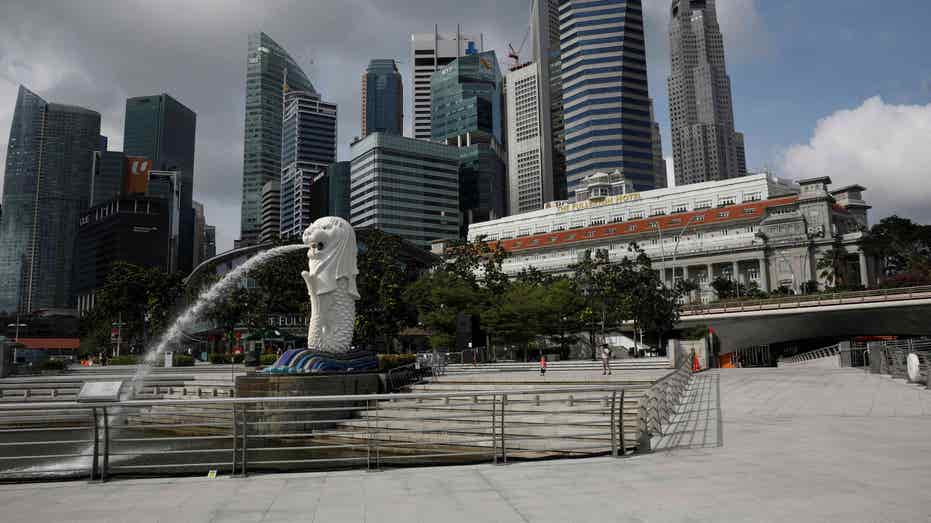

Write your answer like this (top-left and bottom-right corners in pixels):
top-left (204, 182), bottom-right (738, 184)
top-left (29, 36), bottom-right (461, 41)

top-left (123, 93), bottom-right (196, 272)
top-left (431, 50), bottom-right (507, 236)
top-left (239, 32), bottom-right (315, 246)
top-left (0, 86), bottom-right (101, 313)
top-left (559, 0), bottom-right (663, 192)
top-left (361, 59), bottom-right (403, 136)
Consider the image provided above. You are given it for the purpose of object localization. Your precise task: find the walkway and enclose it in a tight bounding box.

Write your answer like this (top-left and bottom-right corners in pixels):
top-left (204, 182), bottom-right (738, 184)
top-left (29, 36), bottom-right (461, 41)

top-left (2, 368), bottom-right (930, 522)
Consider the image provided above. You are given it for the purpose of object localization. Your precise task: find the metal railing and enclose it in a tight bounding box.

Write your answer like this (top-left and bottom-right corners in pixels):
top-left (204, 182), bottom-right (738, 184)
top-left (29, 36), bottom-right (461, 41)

top-left (0, 385), bottom-right (638, 481)
top-left (681, 285), bottom-right (931, 316)
top-left (870, 339), bottom-right (931, 384)
top-left (779, 344), bottom-right (841, 366)
top-left (637, 357), bottom-right (693, 452)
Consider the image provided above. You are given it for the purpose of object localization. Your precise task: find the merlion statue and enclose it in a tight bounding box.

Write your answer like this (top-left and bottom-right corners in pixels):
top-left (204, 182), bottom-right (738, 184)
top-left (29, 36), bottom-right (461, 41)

top-left (264, 217), bottom-right (377, 374)
top-left (301, 216), bottom-right (360, 353)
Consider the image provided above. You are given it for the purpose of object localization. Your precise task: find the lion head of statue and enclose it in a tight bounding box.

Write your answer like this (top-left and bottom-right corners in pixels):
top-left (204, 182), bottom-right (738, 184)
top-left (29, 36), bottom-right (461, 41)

top-left (302, 216), bottom-right (360, 299)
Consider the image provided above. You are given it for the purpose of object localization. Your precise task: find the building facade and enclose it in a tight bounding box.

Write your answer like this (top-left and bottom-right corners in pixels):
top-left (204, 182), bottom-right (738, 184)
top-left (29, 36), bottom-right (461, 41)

top-left (0, 86), bottom-right (101, 314)
top-left (431, 50), bottom-right (507, 237)
top-left (75, 196), bottom-right (171, 314)
top-left (506, 63), bottom-right (551, 215)
top-left (559, 0), bottom-right (664, 193)
top-left (201, 225), bottom-right (217, 262)
top-left (192, 201), bottom-right (206, 266)
top-left (306, 161), bottom-right (352, 224)
top-left (260, 180), bottom-right (280, 244)
top-left (668, 0), bottom-right (747, 185)
top-left (239, 32), bottom-right (315, 246)
top-left (469, 174), bottom-right (875, 301)
top-left (410, 27), bottom-right (483, 141)
top-left (123, 93), bottom-right (197, 272)
top-left (361, 59), bottom-right (403, 137)
top-left (531, 0), bottom-right (567, 201)
top-left (279, 89), bottom-right (337, 239)
top-left (349, 133), bottom-right (460, 248)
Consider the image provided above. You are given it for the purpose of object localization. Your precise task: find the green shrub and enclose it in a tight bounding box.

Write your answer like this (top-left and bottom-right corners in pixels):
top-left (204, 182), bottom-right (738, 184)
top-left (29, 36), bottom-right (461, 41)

top-left (378, 354), bottom-right (417, 371)
top-left (173, 354), bottom-right (195, 367)
top-left (260, 353), bottom-right (279, 366)
top-left (109, 355), bottom-right (139, 365)
top-left (209, 353), bottom-right (245, 365)
top-left (39, 359), bottom-right (66, 371)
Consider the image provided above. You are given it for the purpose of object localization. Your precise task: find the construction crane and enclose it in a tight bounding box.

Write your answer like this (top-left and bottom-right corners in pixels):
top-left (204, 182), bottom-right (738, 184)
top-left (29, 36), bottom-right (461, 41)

top-left (507, 24), bottom-right (531, 71)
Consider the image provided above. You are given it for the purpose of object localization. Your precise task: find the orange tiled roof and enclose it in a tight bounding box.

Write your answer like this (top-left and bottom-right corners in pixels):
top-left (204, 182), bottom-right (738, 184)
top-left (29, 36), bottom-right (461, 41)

top-left (493, 196), bottom-right (799, 253)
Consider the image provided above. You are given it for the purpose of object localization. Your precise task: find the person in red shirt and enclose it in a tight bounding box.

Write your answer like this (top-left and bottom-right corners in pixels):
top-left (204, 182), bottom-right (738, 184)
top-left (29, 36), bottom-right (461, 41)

top-left (539, 355), bottom-right (547, 376)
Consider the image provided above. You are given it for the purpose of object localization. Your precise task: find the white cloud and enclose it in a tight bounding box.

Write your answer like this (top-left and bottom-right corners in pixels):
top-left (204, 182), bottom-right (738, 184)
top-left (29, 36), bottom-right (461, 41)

top-left (779, 96), bottom-right (931, 224)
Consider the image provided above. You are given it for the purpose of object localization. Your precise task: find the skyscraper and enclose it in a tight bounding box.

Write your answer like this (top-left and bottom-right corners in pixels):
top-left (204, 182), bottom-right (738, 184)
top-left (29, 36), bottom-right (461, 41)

top-left (240, 32), bottom-right (315, 246)
top-left (123, 93), bottom-right (197, 272)
top-left (431, 50), bottom-right (507, 236)
top-left (361, 59), bottom-right (403, 137)
top-left (279, 89), bottom-right (337, 239)
top-left (650, 101), bottom-right (668, 189)
top-left (506, 63), bottom-right (550, 214)
top-left (350, 133), bottom-right (460, 248)
top-left (0, 86), bottom-right (101, 313)
top-left (668, 0), bottom-right (747, 185)
top-left (559, 0), bottom-right (664, 192)
top-left (410, 27), bottom-right (483, 141)
top-left (530, 0), bottom-right (567, 201)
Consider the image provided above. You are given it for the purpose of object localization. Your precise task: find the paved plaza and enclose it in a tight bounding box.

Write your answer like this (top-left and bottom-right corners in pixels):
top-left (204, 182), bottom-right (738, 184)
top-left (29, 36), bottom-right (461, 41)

top-left (1, 368), bottom-right (929, 522)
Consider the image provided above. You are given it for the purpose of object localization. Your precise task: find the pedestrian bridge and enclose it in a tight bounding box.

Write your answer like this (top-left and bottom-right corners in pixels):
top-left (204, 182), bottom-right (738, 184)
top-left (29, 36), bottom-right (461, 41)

top-left (676, 286), bottom-right (931, 352)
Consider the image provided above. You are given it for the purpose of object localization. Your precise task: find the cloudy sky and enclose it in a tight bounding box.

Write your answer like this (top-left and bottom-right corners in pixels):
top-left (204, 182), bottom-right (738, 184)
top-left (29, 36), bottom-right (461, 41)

top-left (1, 0), bottom-right (929, 252)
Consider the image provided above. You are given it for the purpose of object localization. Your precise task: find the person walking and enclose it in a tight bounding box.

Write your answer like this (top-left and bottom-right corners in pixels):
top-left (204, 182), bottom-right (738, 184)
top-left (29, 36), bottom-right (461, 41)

top-left (601, 344), bottom-right (612, 375)
top-left (539, 355), bottom-right (547, 376)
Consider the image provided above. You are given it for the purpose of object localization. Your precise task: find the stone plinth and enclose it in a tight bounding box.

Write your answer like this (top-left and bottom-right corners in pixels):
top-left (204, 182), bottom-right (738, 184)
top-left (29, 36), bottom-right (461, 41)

top-left (235, 373), bottom-right (382, 436)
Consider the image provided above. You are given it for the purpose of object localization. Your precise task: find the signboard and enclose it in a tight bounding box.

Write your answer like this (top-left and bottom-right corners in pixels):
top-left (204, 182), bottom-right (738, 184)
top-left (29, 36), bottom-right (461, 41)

top-left (164, 352), bottom-right (174, 368)
top-left (557, 192), bottom-right (642, 213)
top-left (78, 381), bottom-right (123, 402)
top-left (110, 327), bottom-right (119, 343)
top-left (123, 157), bottom-right (152, 195)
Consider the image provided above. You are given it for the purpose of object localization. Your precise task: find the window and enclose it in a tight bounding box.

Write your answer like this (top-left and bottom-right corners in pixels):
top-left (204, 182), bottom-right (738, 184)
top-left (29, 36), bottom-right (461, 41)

top-left (695, 200), bottom-right (712, 210)
top-left (629, 210), bottom-right (644, 220)
top-left (627, 224), bottom-right (637, 232)
top-left (649, 222), bottom-right (659, 229)
top-left (694, 215), bottom-right (705, 222)
top-left (743, 208), bottom-right (756, 215)
top-left (719, 196), bottom-right (736, 207)
top-left (718, 211), bottom-right (730, 218)
top-left (650, 207), bottom-right (667, 217)
top-left (673, 203), bottom-right (688, 214)
top-left (610, 214), bottom-right (624, 223)
top-left (744, 192), bottom-right (762, 202)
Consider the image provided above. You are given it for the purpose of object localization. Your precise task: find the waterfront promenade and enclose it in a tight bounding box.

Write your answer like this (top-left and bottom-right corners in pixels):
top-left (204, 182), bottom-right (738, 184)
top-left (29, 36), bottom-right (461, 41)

top-left (1, 368), bottom-right (929, 522)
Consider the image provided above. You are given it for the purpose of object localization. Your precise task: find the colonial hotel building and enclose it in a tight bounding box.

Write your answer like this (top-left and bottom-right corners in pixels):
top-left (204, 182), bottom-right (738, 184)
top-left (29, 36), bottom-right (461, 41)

top-left (468, 172), bottom-right (874, 302)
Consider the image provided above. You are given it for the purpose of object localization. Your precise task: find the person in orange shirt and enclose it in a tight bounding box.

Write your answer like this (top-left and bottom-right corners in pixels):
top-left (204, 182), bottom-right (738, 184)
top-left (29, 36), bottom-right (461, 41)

top-left (539, 355), bottom-right (547, 376)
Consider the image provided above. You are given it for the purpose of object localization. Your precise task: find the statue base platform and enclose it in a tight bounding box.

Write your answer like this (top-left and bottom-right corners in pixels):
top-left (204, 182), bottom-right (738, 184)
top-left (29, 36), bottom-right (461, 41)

top-left (235, 372), bottom-right (383, 436)
top-left (263, 348), bottom-right (378, 374)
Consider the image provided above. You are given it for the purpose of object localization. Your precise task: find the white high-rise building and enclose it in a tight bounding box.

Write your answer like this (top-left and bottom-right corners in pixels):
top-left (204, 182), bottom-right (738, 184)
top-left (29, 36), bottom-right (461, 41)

top-left (506, 63), bottom-right (552, 215)
top-left (530, 0), bottom-right (566, 201)
top-left (410, 27), bottom-right (483, 141)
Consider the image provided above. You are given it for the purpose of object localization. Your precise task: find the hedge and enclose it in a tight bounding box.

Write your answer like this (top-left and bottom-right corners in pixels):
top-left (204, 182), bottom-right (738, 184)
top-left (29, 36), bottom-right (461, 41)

top-left (109, 355), bottom-right (139, 365)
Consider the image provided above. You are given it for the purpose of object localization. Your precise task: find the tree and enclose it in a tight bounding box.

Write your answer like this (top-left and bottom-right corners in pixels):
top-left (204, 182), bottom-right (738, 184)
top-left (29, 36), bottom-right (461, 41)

top-left (863, 215), bottom-right (931, 277)
top-left (245, 237), bottom-right (308, 327)
top-left (79, 262), bottom-right (185, 355)
top-left (406, 237), bottom-right (509, 351)
top-left (203, 287), bottom-right (260, 352)
top-left (354, 230), bottom-right (419, 352)
top-left (570, 249), bottom-right (611, 359)
top-left (817, 246), bottom-right (850, 289)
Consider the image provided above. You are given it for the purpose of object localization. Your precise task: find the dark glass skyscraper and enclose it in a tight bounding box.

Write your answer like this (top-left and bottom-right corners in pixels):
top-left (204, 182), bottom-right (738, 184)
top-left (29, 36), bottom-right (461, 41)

top-left (240, 32), bottom-right (315, 246)
top-left (0, 86), bottom-right (101, 313)
top-left (123, 93), bottom-right (196, 272)
top-left (559, 0), bottom-right (663, 192)
top-left (431, 51), bottom-right (507, 235)
top-left (361, 60), bottom-right (403, 137)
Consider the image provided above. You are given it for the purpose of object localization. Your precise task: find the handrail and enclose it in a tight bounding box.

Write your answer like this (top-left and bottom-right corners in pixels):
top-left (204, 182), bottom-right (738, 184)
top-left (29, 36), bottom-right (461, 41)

top-left (0, 384), bottom-right (642, 481)
top-left (681, 285), bottom-right (931, 316)
top-left (636, 357), bottom-right (693, 452)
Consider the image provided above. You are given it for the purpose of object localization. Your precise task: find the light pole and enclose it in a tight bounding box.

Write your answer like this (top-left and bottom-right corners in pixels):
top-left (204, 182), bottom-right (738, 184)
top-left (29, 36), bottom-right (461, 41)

top-left (7, 316), bottom-right (28, 364)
